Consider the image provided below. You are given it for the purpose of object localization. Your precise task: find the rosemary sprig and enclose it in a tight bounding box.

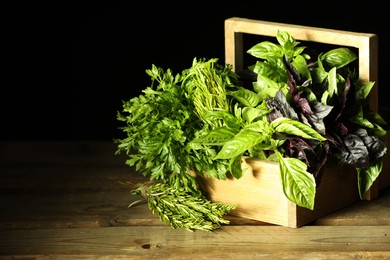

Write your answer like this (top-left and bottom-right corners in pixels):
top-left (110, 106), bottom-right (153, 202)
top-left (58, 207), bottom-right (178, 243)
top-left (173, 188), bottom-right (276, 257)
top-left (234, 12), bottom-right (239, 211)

top-left (130, 181), bottom-right (236, 232)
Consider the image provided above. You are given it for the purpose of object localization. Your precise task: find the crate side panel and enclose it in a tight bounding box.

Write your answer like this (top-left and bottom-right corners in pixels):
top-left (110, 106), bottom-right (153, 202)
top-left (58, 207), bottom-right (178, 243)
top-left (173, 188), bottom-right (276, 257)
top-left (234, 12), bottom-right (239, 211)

top-left (197, 158), bottom-right (292, 226)
top-left (293, 165), bottom-right (360, 227)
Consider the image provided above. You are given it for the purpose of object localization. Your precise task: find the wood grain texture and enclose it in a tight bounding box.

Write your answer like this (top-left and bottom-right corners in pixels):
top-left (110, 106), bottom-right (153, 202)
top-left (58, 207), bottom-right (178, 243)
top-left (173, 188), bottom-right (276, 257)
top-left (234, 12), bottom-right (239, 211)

top-left (0, 140), bottom-right (389, 258)
top-left (197, 157), bottom-right (365, 228)
top-left (0, 226), bottom-right (389, 258)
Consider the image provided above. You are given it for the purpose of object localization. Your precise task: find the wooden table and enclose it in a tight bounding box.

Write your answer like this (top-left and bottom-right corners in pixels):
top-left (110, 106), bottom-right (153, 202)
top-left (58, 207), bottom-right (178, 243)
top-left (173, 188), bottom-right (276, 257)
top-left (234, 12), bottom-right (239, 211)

top-left (1, 141), bottom-right (389, 259)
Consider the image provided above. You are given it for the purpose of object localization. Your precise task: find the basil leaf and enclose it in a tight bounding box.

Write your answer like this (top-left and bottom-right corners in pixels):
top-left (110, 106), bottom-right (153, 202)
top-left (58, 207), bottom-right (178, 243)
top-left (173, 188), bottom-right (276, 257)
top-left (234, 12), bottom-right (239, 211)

top-left (326, 67), bottom-right (338, 98)
top-left (292, 55), bottom-right (311, 82)
top-left (247, 41), bottom-right (283, 60)
top-left (214, 129), bottom-right (265, 159)
top-left (242, 106), bottom-right (269, 123)
top-left (357, 161), bottom-right (382, 199)
top-left (357, 81), bottom-right (375, 100)
top-left (229, 155), bottom-right (245, 179)
top-left (321, 47), bottom-right (357, 69)
top-left (191, 127), bottom-right (236, 146)
top-left (229, 87), bottom-right (260, 107)
top-left (278, 156), bottom-right (316, 210)
top-left (271, 117), bottom-right (326, 141)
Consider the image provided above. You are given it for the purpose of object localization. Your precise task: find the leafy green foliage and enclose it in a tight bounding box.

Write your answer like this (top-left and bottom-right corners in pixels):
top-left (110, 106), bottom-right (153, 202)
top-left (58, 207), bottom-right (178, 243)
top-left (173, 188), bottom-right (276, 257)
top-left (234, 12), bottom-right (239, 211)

top-left (116, 30), bottom-right (388, 231)
top-left (247, 30), bottom-right (388, 199)
top-left (115, 58), bottom-right (240, 231)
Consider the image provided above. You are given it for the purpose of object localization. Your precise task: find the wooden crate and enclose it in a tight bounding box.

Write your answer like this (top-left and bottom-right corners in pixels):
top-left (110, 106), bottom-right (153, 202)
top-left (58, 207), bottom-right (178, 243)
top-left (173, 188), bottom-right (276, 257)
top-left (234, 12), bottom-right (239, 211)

top-left (197, 158), bottom-right (360, 228)
top-left (197, 17), bottom-right (388, 228)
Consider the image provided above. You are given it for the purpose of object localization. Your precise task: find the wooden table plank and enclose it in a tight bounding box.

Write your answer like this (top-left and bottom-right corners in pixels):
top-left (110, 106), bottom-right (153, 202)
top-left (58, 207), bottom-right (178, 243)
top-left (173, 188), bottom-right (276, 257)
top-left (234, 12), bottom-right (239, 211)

top-left (1, 141), bottom-right (390, 229)
top-left (0, 226), bottom-right (389, 259)
top-left (0, 167), bottom-right (266, 229)
top-left (0, 167), bottom-right (158, 229)
top-left (312, 187), bottom-right (390, 226)
top-left (1, 141), bottom-right (389, 258)
top-left (2, 165), bottom-right (389, 229)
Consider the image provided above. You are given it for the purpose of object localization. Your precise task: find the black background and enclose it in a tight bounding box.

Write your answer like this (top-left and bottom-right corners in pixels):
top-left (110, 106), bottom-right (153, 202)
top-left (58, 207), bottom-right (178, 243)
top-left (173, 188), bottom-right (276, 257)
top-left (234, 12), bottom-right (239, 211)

top-left (3, 2), bottom-right (388, 141)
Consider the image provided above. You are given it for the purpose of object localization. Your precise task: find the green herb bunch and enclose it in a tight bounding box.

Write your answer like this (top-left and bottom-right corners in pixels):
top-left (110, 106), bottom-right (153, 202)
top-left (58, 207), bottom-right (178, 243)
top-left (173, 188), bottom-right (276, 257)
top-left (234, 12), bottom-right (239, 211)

top-left (115, 58), bottom-right (241, 231)
top-left (115, 31), bottom-right (387, 231)
top-left (190, 31), bottom-right (387, 210)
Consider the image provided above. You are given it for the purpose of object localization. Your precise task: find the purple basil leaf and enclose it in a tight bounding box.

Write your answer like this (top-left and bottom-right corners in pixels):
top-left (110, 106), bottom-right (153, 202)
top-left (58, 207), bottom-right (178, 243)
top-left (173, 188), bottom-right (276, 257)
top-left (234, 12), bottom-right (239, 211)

top-left (306, 102), bottom-right (333, 134)
top-left (283, 137), bottom-right (327, 180)
top-left (296, 95), bottom-right (312, 115)
top-left (266, 90), bottom-right (298, 121)
top-left (354, 128), bottom-right (388, 161)
top-left (283, 54), bottom-right (302, 84)
top-left (341, 133), bottom-right (370, 169)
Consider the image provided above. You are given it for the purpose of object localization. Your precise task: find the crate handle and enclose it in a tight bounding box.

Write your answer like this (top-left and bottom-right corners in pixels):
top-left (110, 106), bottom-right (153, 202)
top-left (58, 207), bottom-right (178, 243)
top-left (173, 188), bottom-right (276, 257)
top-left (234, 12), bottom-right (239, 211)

top-left (224, 17), bottom-right (378, 109)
